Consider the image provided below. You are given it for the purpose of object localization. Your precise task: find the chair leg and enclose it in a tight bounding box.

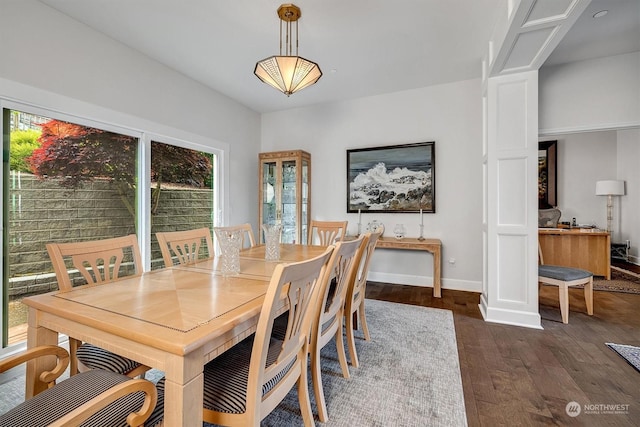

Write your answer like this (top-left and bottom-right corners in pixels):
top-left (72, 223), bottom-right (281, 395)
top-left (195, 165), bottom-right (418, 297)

top-left (359, 301), bottom-right (371, 341)
top-left (558, 283), bottom-right (569, 324)
top-left (297, 354), bottom-right (315, 427)
top-left (69, 338), bottom-right (81, 376)
top-left (584, 277), bottom-right (594, 316)
top-left (334, 315), bottom-right (350, 379)
top-left (310, 339), bottom-right (328, 422)
top-left (345, 310), bottom-right (359, 368)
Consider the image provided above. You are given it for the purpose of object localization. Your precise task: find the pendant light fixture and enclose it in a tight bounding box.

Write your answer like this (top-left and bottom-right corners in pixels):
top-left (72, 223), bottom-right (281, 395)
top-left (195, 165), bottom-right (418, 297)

top-left (254, 4), bottom-right (322, 96)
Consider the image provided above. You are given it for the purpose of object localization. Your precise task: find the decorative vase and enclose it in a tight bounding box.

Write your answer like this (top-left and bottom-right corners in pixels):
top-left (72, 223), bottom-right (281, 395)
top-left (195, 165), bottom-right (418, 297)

top-left (262, 224), bottom-right (282, 261)
top-left (393, 224), bottom-right (406, 240)
top-left (214, 228), bottom-right (243, 276)
top-left (367, 220), bottom-right (384, 236)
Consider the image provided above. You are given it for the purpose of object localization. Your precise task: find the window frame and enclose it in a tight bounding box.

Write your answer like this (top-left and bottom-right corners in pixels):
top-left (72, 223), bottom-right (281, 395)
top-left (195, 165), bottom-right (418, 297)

top-left (0, 92), bottom-right (227, 353)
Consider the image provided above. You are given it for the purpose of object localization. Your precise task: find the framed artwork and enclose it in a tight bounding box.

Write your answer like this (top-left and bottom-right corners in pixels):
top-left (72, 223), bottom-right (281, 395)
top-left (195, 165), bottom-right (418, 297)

top-left (538, 140), bottom-right (557, 209)
top-left (346, 142), bottom-right (435, 213)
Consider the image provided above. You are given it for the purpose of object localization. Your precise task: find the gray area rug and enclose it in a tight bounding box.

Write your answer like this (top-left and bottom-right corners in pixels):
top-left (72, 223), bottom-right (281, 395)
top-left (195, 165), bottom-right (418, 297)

top-left (258, 299), bottom-right (467, 426)
top-left (0, 299), bottom-right (467, 426)
top-left (606, 343), bottom-right (640, 373)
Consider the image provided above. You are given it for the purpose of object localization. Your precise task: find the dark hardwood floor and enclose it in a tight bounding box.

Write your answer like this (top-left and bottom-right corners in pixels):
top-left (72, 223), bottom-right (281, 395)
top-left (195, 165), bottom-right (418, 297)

top-left (366, 282), bottom-right (640, 426)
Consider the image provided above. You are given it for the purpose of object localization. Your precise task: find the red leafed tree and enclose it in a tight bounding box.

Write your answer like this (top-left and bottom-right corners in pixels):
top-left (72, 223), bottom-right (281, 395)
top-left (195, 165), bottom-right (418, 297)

top-left (28, 120), bottom-right (212, 216)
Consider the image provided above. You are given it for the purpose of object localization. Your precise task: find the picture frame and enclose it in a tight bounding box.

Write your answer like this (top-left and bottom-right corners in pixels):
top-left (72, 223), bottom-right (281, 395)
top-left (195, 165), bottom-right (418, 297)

top-left (538, 140), bottom-right (557, 209)
top-left (346, 142), bottom-right (435, 213)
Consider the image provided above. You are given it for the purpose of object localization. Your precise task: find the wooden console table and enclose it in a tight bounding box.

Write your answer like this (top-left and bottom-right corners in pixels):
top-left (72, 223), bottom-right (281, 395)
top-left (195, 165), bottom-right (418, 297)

top-left (374, 237), bottom-right (442, 297)
top-left (538, 229), bottom-right (611, 279)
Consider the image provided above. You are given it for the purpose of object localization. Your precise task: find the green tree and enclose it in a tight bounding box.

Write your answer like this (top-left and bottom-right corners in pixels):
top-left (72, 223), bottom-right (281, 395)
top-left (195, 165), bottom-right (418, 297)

top-left (28, 119), bottom-right (212, 218)
top-left (10, 129), bottom-right (41, 173)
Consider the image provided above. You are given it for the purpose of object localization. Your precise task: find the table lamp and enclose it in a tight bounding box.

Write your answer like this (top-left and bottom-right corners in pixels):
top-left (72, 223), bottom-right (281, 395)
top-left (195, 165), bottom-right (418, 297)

top-left (595, 180), bottom-right (625, 234)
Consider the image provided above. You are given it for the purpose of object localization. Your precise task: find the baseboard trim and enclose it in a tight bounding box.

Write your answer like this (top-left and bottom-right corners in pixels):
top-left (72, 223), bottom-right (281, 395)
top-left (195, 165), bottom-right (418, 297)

top-left (479, 294), bottom-right (543, 329)
top-left (367, 271), bottom-right (482, 293)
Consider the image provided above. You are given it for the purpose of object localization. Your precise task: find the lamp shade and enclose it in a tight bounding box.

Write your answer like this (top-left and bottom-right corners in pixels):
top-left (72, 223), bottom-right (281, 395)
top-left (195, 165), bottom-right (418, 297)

top-left (595, 180), bottom-right (625, 196)
top-left (254, 55), bottom-right (322, 96)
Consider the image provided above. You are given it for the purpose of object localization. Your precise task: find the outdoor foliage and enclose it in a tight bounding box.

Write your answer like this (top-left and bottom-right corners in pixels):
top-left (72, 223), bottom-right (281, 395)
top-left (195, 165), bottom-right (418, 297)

top-left (9, 129), bottom-right (41, 173)
top-left (27, 119), bottom-right (213, 216)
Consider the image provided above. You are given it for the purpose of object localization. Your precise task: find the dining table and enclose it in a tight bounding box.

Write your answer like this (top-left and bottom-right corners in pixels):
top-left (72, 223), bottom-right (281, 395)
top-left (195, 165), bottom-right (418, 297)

top-left (22, 243), bottom-right (327, 426)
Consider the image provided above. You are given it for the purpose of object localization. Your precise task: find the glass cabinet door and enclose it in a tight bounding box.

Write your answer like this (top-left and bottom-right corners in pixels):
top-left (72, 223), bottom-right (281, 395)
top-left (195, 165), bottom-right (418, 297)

top-left (258, 150), bottom-right (311, 245)
top-left (262, 161), bottom-right (277, 226)
top-left (281, 160), bottom-right (297, 243)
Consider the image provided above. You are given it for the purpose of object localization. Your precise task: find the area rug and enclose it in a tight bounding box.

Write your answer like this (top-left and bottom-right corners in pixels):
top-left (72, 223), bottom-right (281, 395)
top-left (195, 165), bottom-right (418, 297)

top-left (1, 299), bottom-right (467, 426)
top-left (588, 268), bottom-right (640, 294)
top-left (606, 343), bottom-right (640, 373)
top-left (257, 299), bottom-right (467, 427)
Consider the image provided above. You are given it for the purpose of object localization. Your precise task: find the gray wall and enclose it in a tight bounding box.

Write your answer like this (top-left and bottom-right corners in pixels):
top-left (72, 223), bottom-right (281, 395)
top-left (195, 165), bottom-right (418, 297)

top-left (8, 175), bottom-right (212, 298)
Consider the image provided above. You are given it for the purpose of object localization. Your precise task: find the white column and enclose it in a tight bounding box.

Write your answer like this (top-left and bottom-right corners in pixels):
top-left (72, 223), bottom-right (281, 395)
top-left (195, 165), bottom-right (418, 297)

top-left (480, 70), bottom-right (541, 329)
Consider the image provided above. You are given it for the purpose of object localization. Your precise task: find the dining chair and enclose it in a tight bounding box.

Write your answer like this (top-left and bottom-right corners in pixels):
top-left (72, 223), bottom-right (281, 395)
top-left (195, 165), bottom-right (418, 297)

top-left (0, 345), bottom-right (159, 427)
top-left (156, 227), bottom-right (214, 267)
top-left (308, 220), bottom-right (348, 246)
top-left (199, 245), bottom-right (335, 426)
top-left (344, 230), bottom-right (381, 368)
top-left (214, 223), bottom-right (257, 250)
top-left (309, 235), bottom-right (365, 422)
top-left (46, 234), bottom-right (149, 378)
top-left (538, 243), bottom-right (593, 324)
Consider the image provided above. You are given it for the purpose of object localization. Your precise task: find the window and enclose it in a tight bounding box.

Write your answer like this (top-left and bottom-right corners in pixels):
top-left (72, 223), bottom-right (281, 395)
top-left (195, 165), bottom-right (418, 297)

top-left (1, 105), bottom-right (219, 349)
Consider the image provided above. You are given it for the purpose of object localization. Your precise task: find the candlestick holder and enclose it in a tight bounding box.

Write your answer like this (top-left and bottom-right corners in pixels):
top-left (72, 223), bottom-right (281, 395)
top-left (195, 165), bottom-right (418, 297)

top-left (418, 224), bottom-right (425, 241)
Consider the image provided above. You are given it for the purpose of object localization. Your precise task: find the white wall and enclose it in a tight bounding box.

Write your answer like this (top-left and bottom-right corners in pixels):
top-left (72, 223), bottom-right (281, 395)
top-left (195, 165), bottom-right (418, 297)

top-left (539, 52), bottom-right (640, 134)
top-left (551, 131), bottom-right (618, 228)
top-left (617, 128), bottom-right (640, 263)
top-left (262, 79), bottom-right (483, 292)
top-left (0, 0), bottom-right (261, 227)
top-left (539, 52), bottom-right (640, 264)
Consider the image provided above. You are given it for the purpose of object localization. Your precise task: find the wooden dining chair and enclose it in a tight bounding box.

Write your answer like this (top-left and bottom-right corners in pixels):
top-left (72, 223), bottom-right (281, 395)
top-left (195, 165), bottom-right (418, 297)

top-left (156, 227), bottom-right (214, 267)
top-left (309, 235), bottom-right (365, 422)
top-left (308, 220), bottom-right (348, 246)
top-left (344, 230), bottom-right (381, 368)
top-left (0, 345), bottom-right (159, 427)
top-left (213, 223), bottom-right (256, 250)
top-left (199, 245), bottom-right (334, 426)
top-left (46, 234), bottom-right (149, 378)
top-left (538, 243), bottom-right (593, 324)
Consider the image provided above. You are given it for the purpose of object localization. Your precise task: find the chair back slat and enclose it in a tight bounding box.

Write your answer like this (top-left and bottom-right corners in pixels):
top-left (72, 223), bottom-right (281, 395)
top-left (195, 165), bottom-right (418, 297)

top-left (308, 220), bottom-right (348, 246)
top-left (47, 235), bottom-right (141, 291)
top-left (349, 231), bottom-right (381, 305)
top-left (156, 227), bottom-right (214, 267)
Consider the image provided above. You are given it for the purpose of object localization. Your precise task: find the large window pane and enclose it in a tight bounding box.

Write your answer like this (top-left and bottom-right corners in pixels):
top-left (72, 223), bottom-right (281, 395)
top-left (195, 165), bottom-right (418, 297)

top-left (3, 109), bottom-right (138, 347)
top-left (149, 140), bottom-right (215, 270)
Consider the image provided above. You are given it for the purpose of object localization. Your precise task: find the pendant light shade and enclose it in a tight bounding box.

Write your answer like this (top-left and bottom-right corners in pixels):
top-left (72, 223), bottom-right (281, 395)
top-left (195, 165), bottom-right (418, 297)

top-left (254, 4), bottom-right (322, 96)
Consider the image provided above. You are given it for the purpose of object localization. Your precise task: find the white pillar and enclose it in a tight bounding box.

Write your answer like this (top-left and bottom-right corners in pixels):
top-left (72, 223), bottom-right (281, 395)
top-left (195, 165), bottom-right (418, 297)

top-left (480, 70), bottom-right (541, 329)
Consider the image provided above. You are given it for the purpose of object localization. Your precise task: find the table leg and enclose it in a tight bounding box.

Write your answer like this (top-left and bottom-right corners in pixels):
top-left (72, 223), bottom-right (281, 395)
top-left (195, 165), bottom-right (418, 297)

top-left (26, 307), bottom-right (58, 398)
top-left (432, 248), bottom-right (441, 298)
top-left (163, 352), bottom-right (204, 426)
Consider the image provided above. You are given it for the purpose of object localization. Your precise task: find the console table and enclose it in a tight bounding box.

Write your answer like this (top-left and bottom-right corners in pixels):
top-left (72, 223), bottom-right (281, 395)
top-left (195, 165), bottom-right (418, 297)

top-left (374, 237), bottom-right (442, 297)
top-left (538, 229), bottom-right (611, 279)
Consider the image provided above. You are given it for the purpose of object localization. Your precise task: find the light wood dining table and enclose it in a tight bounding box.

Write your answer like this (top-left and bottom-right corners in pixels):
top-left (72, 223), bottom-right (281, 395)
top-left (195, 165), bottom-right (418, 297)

top-left (23, 243), bottom-right (326, 426)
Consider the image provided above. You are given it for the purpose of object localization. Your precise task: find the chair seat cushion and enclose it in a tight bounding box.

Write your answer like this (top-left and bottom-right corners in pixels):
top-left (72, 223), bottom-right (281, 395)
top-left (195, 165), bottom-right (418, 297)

top-left (539, 265), bottom-right (593, 281)
top-left (202, 336), bottom-right (294, 414)
top-left (0, 370), bottom-right (146, 427)
top-left (77, 343), bottom-right (141, 374)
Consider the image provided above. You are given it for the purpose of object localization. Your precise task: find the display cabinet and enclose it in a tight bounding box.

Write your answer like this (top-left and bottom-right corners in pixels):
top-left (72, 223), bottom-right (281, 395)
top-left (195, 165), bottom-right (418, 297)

top-left (259, 150), bottom-right (311, 244)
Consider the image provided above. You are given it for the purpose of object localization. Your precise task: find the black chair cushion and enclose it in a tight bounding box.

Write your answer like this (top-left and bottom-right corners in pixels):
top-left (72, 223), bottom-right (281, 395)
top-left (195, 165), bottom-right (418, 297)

top-left (77, 343), bottom-right (141, 375)
top-left (202, 335), bottom-right (294, 414)
top-left (0, 370), bottom-right (146, 427)
top-left (539, 265), bottom-right (593, 281)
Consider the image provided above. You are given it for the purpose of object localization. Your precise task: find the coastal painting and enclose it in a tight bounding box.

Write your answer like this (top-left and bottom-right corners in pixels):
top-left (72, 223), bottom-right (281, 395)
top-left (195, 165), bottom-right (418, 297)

top-left (346, 142), bottom-right (435, 213)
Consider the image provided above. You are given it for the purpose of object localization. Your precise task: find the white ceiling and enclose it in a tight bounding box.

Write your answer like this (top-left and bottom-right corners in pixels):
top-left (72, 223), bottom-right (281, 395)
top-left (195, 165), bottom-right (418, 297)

top-left (38, 0), bottom-right (639, 114)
